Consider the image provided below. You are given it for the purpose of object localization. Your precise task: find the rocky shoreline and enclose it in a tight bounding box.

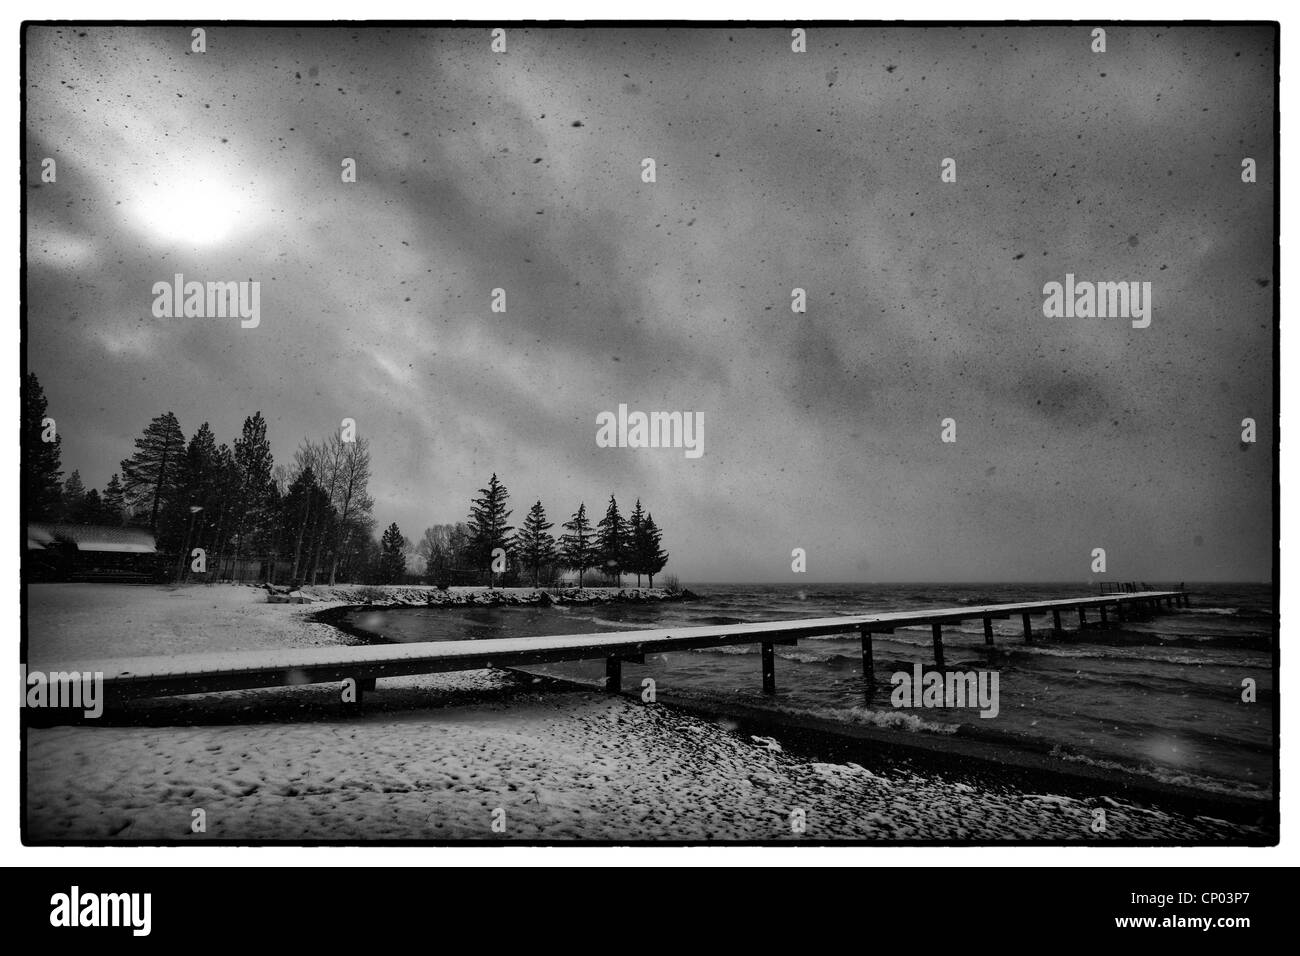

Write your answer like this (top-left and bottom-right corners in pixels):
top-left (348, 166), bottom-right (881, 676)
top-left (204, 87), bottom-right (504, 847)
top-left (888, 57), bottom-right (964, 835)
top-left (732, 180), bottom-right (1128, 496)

top-left (268, 582), bottom-right (698, 608)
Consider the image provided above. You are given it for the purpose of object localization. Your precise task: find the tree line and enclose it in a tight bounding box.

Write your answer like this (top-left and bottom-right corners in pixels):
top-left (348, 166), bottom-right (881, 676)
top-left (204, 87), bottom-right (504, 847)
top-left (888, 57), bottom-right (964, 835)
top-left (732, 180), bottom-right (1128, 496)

top-left (23, 373), bottom-right (672, 589)
top-left (22, 373), bottom-right (378, 584)
top-left (399, 473), bottom-right (670, 588)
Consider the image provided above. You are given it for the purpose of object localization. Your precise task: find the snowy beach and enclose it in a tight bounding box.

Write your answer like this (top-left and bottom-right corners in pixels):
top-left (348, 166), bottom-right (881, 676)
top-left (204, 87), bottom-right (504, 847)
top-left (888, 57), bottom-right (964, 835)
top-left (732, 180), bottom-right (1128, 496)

top-left (24, 584), bottom-right (1269, 843)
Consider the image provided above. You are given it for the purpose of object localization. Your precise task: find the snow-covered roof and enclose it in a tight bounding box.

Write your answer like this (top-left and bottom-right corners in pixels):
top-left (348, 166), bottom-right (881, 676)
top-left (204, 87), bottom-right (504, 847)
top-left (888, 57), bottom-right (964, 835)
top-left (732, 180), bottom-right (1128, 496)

top-left (27, 523), bottom-right (157, 554)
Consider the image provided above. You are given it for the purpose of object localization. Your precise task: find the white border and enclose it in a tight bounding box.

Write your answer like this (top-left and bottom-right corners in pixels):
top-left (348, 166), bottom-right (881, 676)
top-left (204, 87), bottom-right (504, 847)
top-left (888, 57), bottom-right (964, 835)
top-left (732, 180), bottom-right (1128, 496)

top-left (3, 0), bottom-right (1291, 868)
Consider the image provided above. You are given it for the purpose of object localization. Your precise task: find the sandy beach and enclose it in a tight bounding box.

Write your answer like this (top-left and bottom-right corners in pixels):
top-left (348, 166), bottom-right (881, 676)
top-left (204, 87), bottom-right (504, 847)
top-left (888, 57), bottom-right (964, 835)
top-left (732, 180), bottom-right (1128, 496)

top-left (24, 583), bottom-right (1269, 843)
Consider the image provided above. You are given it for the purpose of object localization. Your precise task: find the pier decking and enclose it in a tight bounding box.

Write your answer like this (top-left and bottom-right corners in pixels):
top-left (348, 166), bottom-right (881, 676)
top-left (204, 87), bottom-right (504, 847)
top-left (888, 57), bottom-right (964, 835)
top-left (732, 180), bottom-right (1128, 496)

top-left (31, 590), bottom-right (1188, 708)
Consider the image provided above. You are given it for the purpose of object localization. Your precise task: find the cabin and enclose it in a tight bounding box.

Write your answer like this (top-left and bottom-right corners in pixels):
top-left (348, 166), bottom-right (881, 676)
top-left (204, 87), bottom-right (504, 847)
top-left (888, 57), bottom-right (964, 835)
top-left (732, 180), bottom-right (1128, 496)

top-left (26, 523), bottom-right (165, 582)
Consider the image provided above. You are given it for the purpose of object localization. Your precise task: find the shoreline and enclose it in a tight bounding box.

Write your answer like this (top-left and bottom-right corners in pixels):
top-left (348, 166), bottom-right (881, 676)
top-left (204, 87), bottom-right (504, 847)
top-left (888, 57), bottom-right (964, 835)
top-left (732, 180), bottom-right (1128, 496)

top-left (317, 599), bottom-right (1274, 835)
top-left (23, 583), bottom-right (1273, 843)
top-left (292, 582), bottom-right (697, 609)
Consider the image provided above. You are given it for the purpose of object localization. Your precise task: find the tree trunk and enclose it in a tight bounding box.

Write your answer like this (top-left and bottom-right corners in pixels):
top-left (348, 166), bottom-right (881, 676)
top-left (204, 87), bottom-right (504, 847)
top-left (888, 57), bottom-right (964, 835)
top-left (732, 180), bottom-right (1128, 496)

top-left (290, 496), bottom-right (310, 582)
top-left (149, 444), bottom-right (169, 535)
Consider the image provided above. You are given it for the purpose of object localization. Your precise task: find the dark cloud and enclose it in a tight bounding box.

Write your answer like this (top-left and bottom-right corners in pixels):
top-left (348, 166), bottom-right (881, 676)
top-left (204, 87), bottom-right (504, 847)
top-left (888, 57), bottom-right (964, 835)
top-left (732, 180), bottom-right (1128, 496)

top-left (24, 25), bottom-right (1274, 582)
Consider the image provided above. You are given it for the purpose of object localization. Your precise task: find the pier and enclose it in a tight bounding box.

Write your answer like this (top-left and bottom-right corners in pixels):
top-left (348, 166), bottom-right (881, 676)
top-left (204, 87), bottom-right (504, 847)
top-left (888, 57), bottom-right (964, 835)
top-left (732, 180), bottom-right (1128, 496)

top-left (30, 589), bottom-right (1188, 710)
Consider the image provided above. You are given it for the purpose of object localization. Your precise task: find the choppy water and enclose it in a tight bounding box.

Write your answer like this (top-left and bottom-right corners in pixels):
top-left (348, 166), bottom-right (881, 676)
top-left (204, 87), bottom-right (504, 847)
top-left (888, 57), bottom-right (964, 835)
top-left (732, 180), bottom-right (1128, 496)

top-left (344, 583), bottom-right (1275, 800)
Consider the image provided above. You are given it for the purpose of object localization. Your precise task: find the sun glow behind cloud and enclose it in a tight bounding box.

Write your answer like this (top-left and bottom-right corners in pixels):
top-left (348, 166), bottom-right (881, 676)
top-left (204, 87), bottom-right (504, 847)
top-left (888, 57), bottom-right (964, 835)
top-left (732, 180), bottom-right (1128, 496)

top-left (127, 162), bottom-right (263, 247)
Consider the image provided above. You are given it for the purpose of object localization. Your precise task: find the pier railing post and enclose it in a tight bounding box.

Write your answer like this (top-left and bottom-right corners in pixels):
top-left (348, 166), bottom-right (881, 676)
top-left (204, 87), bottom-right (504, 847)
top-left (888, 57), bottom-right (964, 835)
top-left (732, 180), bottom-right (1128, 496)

top-left (1052, 609), bottom-right (1062, 636)
top-left (604, 656), bottom-right (622, 694)
top-left (931, 623), bottom-right (945, 669)
top-left (983, 617), bottom-right (994, 646)
top-left (1078, 608), bottom-right (1086, 628)
top-left (762, 642), bottom-right (776, 694)
top-left (1021, 612), bottom-right (1032, 642)
top-left (1099, 604), bottom-right (1108, 625)
top-left (859, 627), bottom-right (875, 700)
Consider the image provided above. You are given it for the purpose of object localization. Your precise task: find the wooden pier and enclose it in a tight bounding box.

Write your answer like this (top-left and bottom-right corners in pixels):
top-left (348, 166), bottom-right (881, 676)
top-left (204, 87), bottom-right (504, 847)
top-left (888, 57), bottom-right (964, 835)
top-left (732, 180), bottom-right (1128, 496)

top-left (31, 589), bottom-right (1188, 710)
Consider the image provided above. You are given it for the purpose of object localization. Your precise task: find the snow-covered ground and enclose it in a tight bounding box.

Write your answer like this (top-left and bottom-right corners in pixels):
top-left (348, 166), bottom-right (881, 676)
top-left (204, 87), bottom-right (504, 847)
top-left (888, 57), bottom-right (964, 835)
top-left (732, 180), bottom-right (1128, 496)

top-left (24, 584), bottom-right (1264, 842)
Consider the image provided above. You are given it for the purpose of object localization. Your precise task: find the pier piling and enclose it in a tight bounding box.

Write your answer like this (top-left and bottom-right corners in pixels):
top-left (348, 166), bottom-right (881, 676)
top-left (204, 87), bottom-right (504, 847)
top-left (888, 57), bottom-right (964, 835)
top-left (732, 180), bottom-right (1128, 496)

top-left (65, 590), bottom-right (1187, 712)
top-left (860, 628), bottom-right (875, 700)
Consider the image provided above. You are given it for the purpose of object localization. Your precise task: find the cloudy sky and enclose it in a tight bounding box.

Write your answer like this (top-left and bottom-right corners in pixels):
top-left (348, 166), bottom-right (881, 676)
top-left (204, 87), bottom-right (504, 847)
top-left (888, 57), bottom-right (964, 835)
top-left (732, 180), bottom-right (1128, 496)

top-left (24, 25), bottom-right (1274, 583)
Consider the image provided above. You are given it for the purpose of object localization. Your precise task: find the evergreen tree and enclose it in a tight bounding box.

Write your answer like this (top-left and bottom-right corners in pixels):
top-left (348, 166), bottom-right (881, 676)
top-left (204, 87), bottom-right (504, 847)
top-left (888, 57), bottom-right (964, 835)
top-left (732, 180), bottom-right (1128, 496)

top-left (466, 473), bottom-right (513, 573)
top-left (560, 503), bottom-right (595, 586)
top-left (626, 498), bottom-right (648, 587)
top-left (642, 513), bottom-right (669, 588)
top-left (206, 443), bottom-right (240, 573)
top-left (158, 422), bottom-right (224, 553)
top-left (595, 494), bottom-right (626, 586)
top-left (64, 475), bottom-right (113, 525)
top-left (513, 500), bottom-right (557, 587)
top-left (231, 412), bottom-right (275, 572)
top-left (119, 411), bottom-right (186, 535)
top-left (21, 373), bottom-right (63, 522)
top-left (183, 423), bottom-right (223, 551)
top-left (61, 471), bottom-right (86, 521)
top-left (102, 474), bottom-right (126, 526)
top-left (279, 466), bottom-right (334, 583)
top-left (379, 522), bottom-right (407, 584)
top-left (76, 488), bottom-right (111, 525)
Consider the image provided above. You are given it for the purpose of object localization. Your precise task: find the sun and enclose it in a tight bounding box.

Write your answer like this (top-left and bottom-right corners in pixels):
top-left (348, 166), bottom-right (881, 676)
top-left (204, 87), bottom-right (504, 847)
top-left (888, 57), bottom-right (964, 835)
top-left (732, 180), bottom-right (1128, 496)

top-left (129, 164), bottom-right (257, 247)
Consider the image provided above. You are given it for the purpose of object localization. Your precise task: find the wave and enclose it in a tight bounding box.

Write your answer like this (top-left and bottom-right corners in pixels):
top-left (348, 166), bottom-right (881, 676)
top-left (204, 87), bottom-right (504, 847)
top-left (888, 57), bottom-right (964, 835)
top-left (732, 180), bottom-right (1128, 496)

top-left (767, 701), bottom-right (961, 735)
top-left (1047, 746), bottom-right (1272, 800)
top-left (1011, 645), bottom-right (1266, 667)
top-left (589, 617), bottom-right (652, 631)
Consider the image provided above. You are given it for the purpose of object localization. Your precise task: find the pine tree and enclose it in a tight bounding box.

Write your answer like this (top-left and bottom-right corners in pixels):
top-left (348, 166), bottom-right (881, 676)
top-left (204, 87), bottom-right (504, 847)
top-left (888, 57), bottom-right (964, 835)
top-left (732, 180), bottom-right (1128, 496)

top-left (626, 498), bottom-right (648, 587)
top-left (560, 503), bottom-right (595, 587)
top-left (61, 471), bottom-right (86, 521)
top-left (206, 444), bottom-right (240, 573)
top-left (158, 422), bottom-right (224, 553)
top-left (466, 473), bottom-right (513, 574)
top-left (231, 412), bottom-right (275, 573)
top-left (513, 500), bottom-right (557, 587)
top-left (379, 522), bottom-right (407, 584)
top-left (595, 494), bottom-right (626, 586)
top-left (280, 466), bottom-right (333, 583)
top-left (183, 423), bottom-right (223, 551)
top-left (119, 411), bottom-right (186, 535)
top-left (643, 513), bottom-right (669, 588)
top-left (21, 373), bottom-right (63, 522)
top-left (77, 489), bottom-right (110, 525)
top-left (102, 474), bottom-right (126, 525)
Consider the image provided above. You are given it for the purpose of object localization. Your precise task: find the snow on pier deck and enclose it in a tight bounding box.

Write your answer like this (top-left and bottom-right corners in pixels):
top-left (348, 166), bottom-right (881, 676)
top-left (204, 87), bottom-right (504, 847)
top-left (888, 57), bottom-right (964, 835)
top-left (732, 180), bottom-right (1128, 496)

top-left (36, 590), bottom-right (1189, 706)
